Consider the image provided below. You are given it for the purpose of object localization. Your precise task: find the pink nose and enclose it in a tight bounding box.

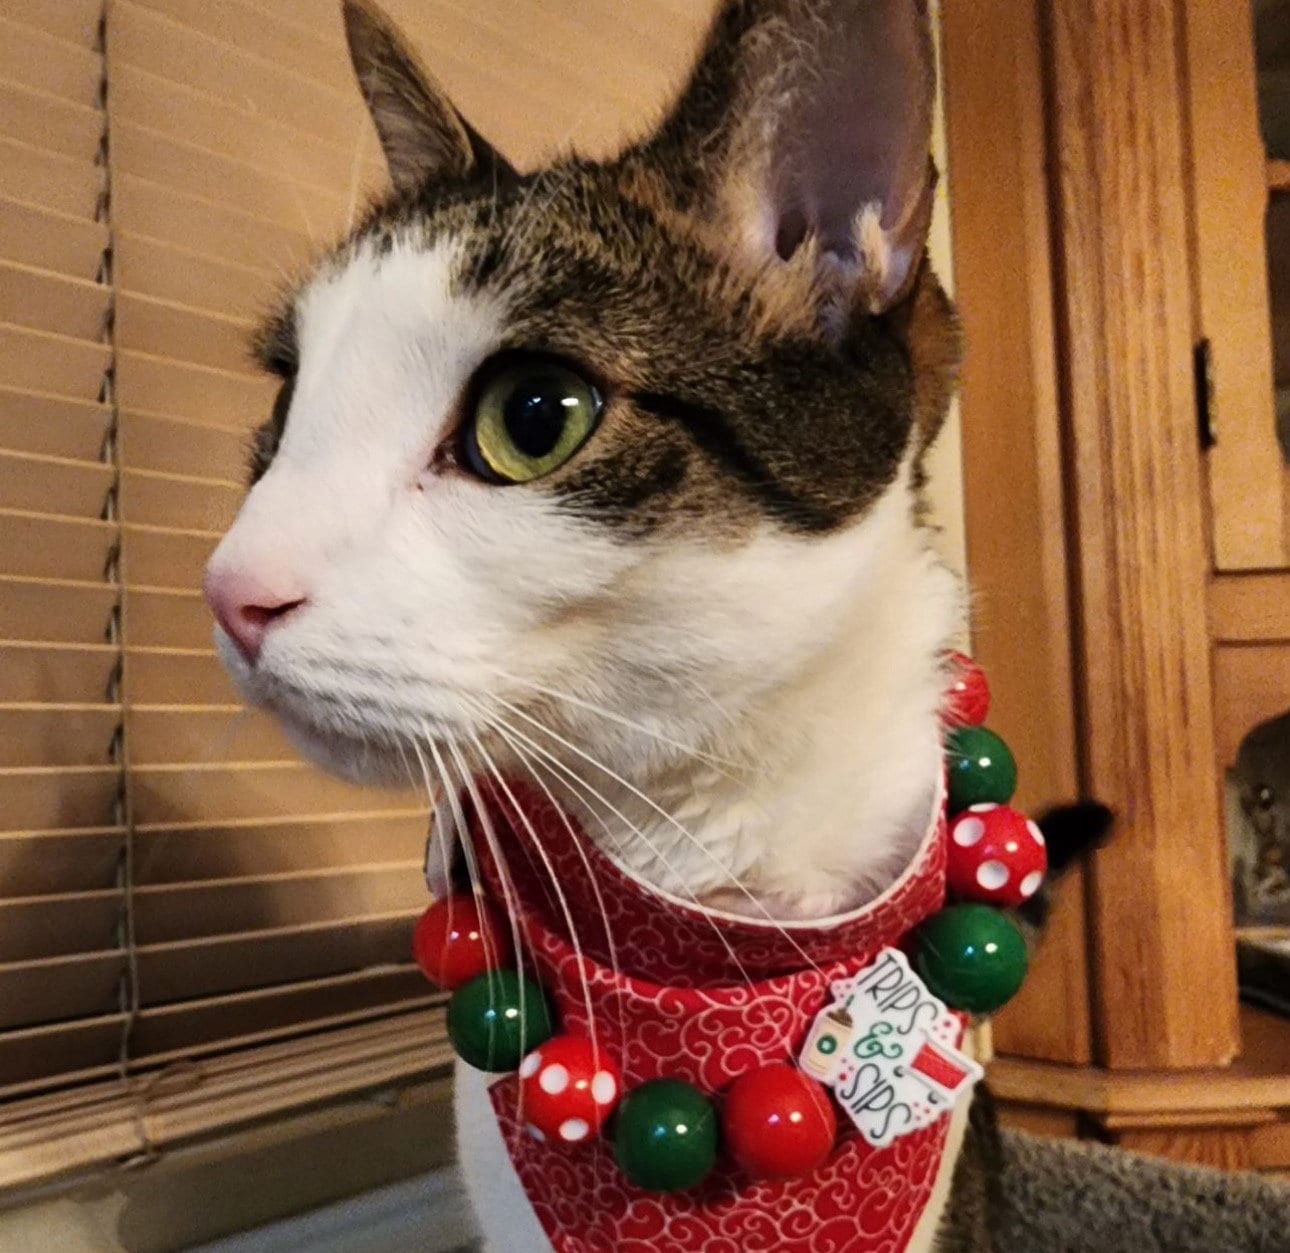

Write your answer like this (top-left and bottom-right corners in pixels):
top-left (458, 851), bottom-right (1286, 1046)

top-left (203, 566), bottom-right (307, 665)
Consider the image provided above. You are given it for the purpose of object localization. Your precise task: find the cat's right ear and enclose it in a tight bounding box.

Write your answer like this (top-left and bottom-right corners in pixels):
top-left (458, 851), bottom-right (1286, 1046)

top-left (341, 0), bottom-right (514, 193)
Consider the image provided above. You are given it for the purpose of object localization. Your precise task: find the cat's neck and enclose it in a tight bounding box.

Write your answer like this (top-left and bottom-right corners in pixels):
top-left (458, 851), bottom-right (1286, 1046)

top-left (562, 512), bottom-right (963, 922)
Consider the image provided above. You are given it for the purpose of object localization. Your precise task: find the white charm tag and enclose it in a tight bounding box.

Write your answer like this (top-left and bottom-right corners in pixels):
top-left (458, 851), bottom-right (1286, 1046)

top-left (798, 947), bottom-right (983, 1149)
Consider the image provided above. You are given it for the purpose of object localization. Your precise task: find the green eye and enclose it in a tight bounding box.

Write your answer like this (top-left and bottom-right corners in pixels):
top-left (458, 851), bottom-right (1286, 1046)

top-left (463, 355), bottom-right (603, 484)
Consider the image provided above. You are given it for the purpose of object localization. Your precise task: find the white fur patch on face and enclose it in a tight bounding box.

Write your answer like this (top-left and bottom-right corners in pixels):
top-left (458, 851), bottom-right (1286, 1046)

top-left (208, 234), bottom-right (959, 917)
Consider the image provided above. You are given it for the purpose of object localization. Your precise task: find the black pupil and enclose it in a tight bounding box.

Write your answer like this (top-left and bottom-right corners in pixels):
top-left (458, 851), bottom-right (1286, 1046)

top-left (503, 375), bottom-right (574, 458)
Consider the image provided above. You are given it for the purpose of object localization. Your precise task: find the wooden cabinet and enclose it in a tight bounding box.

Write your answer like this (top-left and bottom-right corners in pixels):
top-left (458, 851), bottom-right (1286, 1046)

top-left (943, 0), bottom-right (1290, 1175)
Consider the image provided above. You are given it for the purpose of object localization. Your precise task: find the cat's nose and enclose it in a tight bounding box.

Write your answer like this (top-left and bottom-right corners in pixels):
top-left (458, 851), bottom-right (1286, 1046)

top-left (203, 565), bottom-right (307, 666)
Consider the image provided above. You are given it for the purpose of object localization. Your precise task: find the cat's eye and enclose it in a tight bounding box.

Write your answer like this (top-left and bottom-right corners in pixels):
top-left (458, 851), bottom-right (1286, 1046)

top-left (462, 355), bottom-right (603, 484)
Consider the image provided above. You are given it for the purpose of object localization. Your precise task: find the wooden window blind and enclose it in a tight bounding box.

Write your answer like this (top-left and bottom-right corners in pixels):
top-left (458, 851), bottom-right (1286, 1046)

top-left (0, 0), bottom-right (448, 1189)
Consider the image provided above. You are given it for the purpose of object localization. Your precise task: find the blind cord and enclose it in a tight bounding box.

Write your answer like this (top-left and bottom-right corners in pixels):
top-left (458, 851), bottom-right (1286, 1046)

top-left (94, 0), bottom-right (146, 1143)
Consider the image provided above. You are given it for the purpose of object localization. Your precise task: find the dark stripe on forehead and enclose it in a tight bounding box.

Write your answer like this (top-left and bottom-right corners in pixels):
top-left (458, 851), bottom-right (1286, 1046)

top-left (629, 390), bottom-right (843, 533)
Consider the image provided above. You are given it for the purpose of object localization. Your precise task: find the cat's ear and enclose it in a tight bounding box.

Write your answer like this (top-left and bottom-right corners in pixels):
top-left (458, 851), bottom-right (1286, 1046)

top-left (341, 0), bottom-right (514, 192)
top-left (642, 0), bottom-right (937, 317)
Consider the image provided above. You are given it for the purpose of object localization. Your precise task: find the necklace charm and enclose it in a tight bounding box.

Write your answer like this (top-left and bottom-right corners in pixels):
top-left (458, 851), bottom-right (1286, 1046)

top-left (799, 947), bottom-right (983, 1149)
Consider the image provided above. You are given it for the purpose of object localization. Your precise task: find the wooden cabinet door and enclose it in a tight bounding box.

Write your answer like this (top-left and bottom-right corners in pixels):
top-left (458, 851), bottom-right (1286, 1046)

top-left (1188, 0), bottom-right (1290, 570)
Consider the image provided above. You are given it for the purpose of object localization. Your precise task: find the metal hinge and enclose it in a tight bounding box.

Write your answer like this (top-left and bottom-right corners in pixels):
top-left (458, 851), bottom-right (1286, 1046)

top-left (1195, 338), bottom-right (1216, 450)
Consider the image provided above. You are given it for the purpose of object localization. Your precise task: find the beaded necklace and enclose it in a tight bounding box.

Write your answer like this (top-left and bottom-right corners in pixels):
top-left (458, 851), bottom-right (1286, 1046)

top-left (412, 654), bottom-right (1042, 1253)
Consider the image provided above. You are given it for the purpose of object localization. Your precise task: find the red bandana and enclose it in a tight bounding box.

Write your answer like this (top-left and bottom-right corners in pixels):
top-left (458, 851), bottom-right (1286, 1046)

top-left (468, 775), bottom-right (958, 1253)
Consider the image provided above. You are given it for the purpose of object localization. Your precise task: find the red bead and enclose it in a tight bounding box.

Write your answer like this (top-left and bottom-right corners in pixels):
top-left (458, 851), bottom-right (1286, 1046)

top-left (947, 804), bottom-right (1047, 908)
top-left (722, 1063), bottom-right (837, 1180)
top-left (518, 1035), bottom-right (622, 1145)
top-left (412, 893), bottom-right (512, 990)
top-left (945, 652), bottom-right (991, 726)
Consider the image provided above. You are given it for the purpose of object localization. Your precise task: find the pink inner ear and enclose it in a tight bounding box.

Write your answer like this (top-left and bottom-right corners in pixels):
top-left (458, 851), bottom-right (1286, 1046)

top-left (768, 0), bottom-right (935, 302)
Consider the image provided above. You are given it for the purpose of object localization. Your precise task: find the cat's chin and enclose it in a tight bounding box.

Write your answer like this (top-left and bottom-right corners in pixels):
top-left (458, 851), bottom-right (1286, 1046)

top-left (274, 712), bottom-right (418, 789)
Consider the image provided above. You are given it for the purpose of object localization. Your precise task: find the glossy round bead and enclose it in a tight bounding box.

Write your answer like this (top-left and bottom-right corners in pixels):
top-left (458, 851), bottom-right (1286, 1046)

top-left (447, 970), bottom-right (554, 1072)
top-left (518, 1035), bottom-right (622, 1146)
top-left (945, 652), bottom-right (991, 726)
top-left (613, 1079), bottom-right (719, 1193)
top-left (946, 725), bottom-right (1017, 814)
top-left (947, 804), bottom-right (1048, 907)
top-left (412, 893), bottom-right (513, 991)
top-left (722, 1063), bottom-right (836, 1180)
top-left (914, 904), bottom-right (1029, 1015)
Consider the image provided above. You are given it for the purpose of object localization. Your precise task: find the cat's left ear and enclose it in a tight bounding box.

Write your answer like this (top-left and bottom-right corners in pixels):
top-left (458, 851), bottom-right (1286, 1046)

top-left (342, 0), bottom-right (514, 193)
top-left (640, 0), bottom-right (937, 317)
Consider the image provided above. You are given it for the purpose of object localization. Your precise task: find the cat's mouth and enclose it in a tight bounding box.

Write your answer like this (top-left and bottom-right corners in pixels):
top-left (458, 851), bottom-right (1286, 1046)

top-left (217, 632), bottom-right (492, 788)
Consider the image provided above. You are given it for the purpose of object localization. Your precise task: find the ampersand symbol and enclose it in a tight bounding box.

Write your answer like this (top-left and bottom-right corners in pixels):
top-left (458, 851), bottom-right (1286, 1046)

top-left (854, 1021), bottom-right (904, 1061)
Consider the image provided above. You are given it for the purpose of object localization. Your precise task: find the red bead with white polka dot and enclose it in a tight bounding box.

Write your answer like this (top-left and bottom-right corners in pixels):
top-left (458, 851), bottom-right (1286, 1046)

top-left (517, 1034), bottom-right (622, 1146)
top-left (946, 803), bottom-right (1047, 908)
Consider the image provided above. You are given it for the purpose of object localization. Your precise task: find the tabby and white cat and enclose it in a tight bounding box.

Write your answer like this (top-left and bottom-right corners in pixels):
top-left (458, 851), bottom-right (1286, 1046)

top-left (203, 0), bottom-right (959, 1244)
top-left (201, 2), bottom-right (1145, 1251)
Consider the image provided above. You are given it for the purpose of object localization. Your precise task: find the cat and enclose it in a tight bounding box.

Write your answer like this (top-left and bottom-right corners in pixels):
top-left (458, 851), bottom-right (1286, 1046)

top-left (203, 1), bottom-right (1290, 1250)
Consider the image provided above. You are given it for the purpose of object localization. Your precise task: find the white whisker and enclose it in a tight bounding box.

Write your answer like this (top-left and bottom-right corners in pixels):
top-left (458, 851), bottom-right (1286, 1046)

top-left (483, 693), bottom-right (831, 982)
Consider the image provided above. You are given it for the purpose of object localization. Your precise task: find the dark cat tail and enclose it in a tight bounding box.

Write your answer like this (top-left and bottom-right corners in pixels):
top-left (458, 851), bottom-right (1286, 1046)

top-left (1015, 801), bottom-right (1115, 930)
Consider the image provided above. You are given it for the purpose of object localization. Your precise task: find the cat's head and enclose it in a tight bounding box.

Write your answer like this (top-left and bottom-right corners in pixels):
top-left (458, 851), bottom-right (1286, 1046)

top-left (204, 0), bottom-right (959, 793)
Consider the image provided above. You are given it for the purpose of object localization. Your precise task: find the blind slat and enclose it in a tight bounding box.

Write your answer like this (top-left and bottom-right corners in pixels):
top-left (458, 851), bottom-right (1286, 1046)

top-left (0, 1015), bottom-right (125, 1103)
top-left (0, 706), bottom-right (119, 768)
top-left (0, 644), bottom-right (116, 704)
top-left (110, 121), bottom-right (352, 234)
top-left (0, 1009), bottom-right (448, 1165)
top-left (0, 387), bottom-right (110, 461)
top-left (0, 888), bottom-right (121, 962)
top-left (114, 174), bottom-right (314, 273)
top-left (115, 230), bottom-right (273, 321)
top-left (0, 450), bottom-right (112, 518)
top-left (136, 916), bottom-right (418, 1004)
top-left (122, 522), bottom-right (218, 591)
top-left (0, 827), bottom-right (123, 895)
top-left (115, 350), bottom-right (275, 427)
top-left (133, 813), bottom-right (427, 882)
top-left (0, 0), bottom-right (102, 50)
top-left (111, 2), bottom-right (363, 145)
top-left (0, 325), bottom-right (110, 401)
top-left (118, 411), bottom-right (245, 481)
top-left (129, 971), bottom-right (435, 1063)
top-left (0, 262), bottom-right (108, 341)
top-left (0, 197), bottom-right (108, 281)
top-left (0, 80), bottom-right (104, 162)
top-left (128, 0), bottom-right (355, 93)
top-left (129, 763), bottom-right (422, 826)
top-left (115, 292), bottom-right (254, 377)
top-left (110, 62), bottom-right (384, 194)
top-left (0, 576), bottom-right (116, 646)
top-left (0, 952), bottom-right (125, 1032)
top-left (126, 706), bottom-right (292, 766)
top-left (126, 648), bottom-right (233, 705)
top-left (123, 587), bottom-right (210, 649)
top-left (0, 765), bottom-right (118, 834)
top-left (133, 865), bottom-right (423, 943)
top-left (0, 137), bottom-right (104, 220)
top-left (0, 813), bottom-right (425, 897)
top-left (120, 468), bottom-right (241, 532)
top-left (0, 17), bottom-right (101, 108)
top-left (0, 509), bottom-right (115, 582)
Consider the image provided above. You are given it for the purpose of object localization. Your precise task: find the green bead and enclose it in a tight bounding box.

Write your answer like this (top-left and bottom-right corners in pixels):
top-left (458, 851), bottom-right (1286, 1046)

top-left (613, 1079), bottom-right (718, 1193)
top-left (447, 970), bottom-right (554, 1071)
top-left (946, 725), bottom-right (1017, 813)
top-left (915, 904), bottom-right (1029, 1014)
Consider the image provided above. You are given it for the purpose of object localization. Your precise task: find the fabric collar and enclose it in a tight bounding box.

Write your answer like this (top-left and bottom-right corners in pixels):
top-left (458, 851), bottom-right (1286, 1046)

top-left (468, 775), bottom-right (958, 1253)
